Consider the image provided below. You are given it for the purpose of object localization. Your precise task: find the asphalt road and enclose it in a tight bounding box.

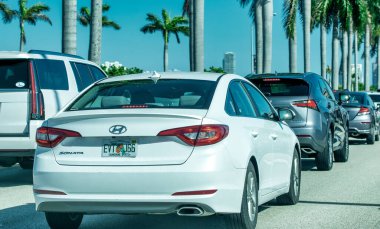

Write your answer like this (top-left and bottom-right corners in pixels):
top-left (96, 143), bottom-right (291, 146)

top-left (0, 138), bottom-right (379, 229)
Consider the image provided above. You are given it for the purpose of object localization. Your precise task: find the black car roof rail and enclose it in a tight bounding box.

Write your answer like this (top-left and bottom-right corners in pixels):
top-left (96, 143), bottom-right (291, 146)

top-left (28, 50), bottom-right (85, 60)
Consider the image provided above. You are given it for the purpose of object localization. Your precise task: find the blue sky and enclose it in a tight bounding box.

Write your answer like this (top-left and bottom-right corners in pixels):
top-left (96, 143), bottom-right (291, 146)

top-left (0, 0), bottom-right (370, 77)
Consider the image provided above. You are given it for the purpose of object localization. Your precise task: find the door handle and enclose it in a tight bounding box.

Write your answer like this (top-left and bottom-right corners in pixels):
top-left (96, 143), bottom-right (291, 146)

top-left (270, 134), bottom-right (278, 140)
top-left (251, 131), bottom-right (259, 138)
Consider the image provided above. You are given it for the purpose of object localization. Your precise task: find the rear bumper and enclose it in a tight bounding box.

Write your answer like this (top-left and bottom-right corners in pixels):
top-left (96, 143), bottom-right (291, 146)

top-left (349, 120), bottom-right (371, 136)
top-left (33, 146), bottom-right (246, 214)
top-left (292, 127), bottom-right (325, 154)
top-left (0, 120), bottom-right (42, 157)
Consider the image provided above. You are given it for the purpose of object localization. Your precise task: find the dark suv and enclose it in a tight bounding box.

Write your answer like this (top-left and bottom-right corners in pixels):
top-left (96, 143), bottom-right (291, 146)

top-left (247, 73), bottom-right (350, 171)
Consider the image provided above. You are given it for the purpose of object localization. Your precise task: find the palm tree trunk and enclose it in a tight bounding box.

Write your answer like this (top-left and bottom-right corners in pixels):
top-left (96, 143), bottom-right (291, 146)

top-left (332, 19), bottom-right (340, 90)
top-left (164, 32), bottom-right (168, 72)
top-left (347, 22), bottom-right (353, 91)
top-left (342, 31), bottom-right (348, 89)
top-left (320, 25), bottom-right (327, 79)
top-left (89, 0), bottom-right (103, 64)
top-left (378, 36), bottom-right (380, 91)
top-left (364, 23), bottom-right (370, 91)
top-left (255, 2), bottom-right (263, 74)
top-left (62, 0), bottom-right (77, 55)
top-left (354, 31), bottom-right (359, 92)
top-left (19, 21), bottom-right (24, 52)
top-left (303, 0), bottom-right (311, 72)
top-left (289, 23), bottom-right (297, 73)
top-left (193, 0), bottom-right (204, 72)
top-left (262, 0), bottom-right (273, 73)
top-left (189, 0), bottom-right (194, 71)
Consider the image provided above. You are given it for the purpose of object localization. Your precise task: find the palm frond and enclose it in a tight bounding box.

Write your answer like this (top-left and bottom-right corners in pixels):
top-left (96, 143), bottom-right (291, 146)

top-left (0, 2), bottom-right (16, 23)
top-left (102, 4), bottom-right (110, 12)
top-left (182, 0), bottom-right (190, 16)
top-left (283, 0), bottom-right (298, 39)
top-left (102, 16), bottom-right (121, 30)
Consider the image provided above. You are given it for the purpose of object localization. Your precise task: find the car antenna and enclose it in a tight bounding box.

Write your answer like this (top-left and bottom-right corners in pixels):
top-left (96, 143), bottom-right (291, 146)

top-left (149, 71), bottom-right (161, 84)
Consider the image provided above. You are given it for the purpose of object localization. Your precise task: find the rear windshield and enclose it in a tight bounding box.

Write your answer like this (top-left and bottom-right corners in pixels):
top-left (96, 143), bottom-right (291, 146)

top-left (343, 94), bottom-right (364, 105)
top-left (67, 79), bottom-right (217, 111)
top-left (250, 78), bottom-right (309, 96)
top-left (369, 94), bottom-right (380, 102)
top-left (0, 59), bottom-right (29, 89)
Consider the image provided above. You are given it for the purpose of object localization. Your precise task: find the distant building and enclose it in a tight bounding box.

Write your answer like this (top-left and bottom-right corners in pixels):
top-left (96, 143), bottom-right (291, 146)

top-left (373, 63), bottom-right (379, 87)
top-left (223, 52), bottom-right (235, 74)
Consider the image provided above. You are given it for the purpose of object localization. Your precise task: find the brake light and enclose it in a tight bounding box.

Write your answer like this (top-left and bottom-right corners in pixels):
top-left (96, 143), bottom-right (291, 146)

top-left (263, 78), bottom-right (281, 82)
top-left (357, 107), bottom-right (370, 116)
top-left (158, 125), bottom-right (229, 146)
top-left (36, 127), bottom-right (81, 148)
top-left (293, 100), bottom-right (318, 111)
top-left (29, 62), bottom-right (45, 120)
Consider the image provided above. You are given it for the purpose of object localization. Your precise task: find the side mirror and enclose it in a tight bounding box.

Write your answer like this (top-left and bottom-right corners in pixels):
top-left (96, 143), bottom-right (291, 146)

top-left (340, 94), bottom-right (350, 103)
top-left (377, 104), bottom-right (380, 111)
top-left (278, 108), bottom-right (295, 121)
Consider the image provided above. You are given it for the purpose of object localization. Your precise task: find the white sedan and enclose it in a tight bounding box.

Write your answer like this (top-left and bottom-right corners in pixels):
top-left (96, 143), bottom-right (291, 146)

top-left (33, 72), bottom-right (301, 229)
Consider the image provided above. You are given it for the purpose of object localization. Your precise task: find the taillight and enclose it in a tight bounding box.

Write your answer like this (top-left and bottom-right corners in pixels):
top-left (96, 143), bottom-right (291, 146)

top-left (158, 125), bottom-right (229, 146)
top-left (293, 100), bottom-right (318, 111)
top-left (357, 107), bottom-right (370, 116)
top-left (29, 62), bottom-right (45, 120)
top-left (36, 127), bottom-right (81, 148)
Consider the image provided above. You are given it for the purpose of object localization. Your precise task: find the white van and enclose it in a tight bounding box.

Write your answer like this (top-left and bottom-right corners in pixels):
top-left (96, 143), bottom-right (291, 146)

top-left (0, 50), bottom-right (107, 169)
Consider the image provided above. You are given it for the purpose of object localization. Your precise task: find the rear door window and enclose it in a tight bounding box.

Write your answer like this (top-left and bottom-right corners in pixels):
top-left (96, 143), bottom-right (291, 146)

top-left (34, 59), bottom-right (68, 90)
top-left (250, 78), bottom-right (309, 96)
top-left (227, 81), bottom-right (257, 117)
top-left (0, 59), bottom-right (29, 89)
top-left (369, 94), bottom-right (380, 102)
top-left (89, 65), bottom-right (107, 80)
top-left (71, 62), bottom-right (96, 91)
top-left (243, 82), bottom-right (276, 120)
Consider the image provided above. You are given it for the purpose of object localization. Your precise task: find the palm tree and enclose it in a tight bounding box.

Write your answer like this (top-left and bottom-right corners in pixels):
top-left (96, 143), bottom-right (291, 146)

top-left (303, 0), bottom-right (311, 72)
top-left (239, 0), bottom-right (269, 74)
top-left (283, 0), bottom-right (298, 73)
top-left (3, 0), bottom-right (52, 51)
top-left (78, 4), bottom-right (121, 30)
top-left (78, 3), bottom-right (121, 63)
top-left (0, 2), bottom-right (15, 23)
top-left (62, 0), bottom-right (77, 55)
top-left (89, 0), bottom-right (102, 65)
top-left (141, 9), bottom-right (189, 71)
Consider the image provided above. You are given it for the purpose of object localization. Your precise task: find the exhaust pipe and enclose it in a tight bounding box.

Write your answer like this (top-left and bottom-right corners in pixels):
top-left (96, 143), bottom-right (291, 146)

top-left (177, 206), bottom-right (204, 216)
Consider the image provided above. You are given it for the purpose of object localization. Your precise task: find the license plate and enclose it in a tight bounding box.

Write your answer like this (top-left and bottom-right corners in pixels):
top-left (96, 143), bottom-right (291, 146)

top-left (102, 140), bottom-right (137, 158)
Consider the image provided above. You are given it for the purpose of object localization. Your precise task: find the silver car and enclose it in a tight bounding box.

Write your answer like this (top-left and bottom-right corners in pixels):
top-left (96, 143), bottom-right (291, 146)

top-left (339, 92), bottom-right (380, 144)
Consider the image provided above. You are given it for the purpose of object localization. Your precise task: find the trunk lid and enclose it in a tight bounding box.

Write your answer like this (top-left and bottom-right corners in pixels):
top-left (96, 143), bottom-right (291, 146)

top-left (0, 59), bottom-right (30, 136)
top-left (342, 104), bottom-right (365, 120)
top-left (48, 109), bottom-right (207, 166)
top-left (250, 78), bottom-right (310, 127)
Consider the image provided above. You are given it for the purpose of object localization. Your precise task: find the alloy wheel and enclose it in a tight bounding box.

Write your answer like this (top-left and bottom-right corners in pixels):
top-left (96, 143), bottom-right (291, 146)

top-left (246, 172), bottom-right (257, 223)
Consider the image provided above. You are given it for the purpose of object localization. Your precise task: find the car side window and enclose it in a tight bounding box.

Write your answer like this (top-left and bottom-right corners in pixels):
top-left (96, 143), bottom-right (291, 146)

top-left (243, 82), bottom-right (276, 120)
top-left (323, 80), bottom-right (336, 101)
top-left (70, 62), bottom-right (96, 91)
top-left (225, 90), bottom-right (237, 115)
top-left (89, 65), bottom-right (107, 80)
top-left (318, 79), bottom-right (332, 99)
top-left (34, 59), bottom-right (69, 90)
top-left (227, 81), bottom-right (257, 117)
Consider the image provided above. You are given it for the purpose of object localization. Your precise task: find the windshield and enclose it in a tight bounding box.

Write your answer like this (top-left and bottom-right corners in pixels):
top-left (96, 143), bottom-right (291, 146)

top-left (250, 78), bottom-right (309, 96)
top-left (67, 79), bottom-right (217, 111)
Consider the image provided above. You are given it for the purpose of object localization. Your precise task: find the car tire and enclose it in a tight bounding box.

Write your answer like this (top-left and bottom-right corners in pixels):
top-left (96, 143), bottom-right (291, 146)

top-left (224, 162), bottom-right (258, 229)
top-left (45, 212), bottom-right (83, 229)
top-left (366, 127), bottom-right (375, 145)
top-left (19, 157), bottom-right (34, 170)
top-left (375, 127), bottom-right (379, 141)
top-left (334, 130), bottom-right (349, 162)
top-left (316, 129), bottom-right (333, 171)
top-left (277, 149), bottom-right (301, 205)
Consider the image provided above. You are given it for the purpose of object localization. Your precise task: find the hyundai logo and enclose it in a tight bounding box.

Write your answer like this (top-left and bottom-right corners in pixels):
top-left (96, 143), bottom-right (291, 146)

top-left (109, 125), bottom-right (127, 135)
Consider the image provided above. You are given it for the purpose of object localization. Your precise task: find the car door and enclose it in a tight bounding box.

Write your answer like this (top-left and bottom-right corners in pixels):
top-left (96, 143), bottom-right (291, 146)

top-left (224, 81), bottom-right (274, 196)
top-left (243, 82), bottom-right (294, 191)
